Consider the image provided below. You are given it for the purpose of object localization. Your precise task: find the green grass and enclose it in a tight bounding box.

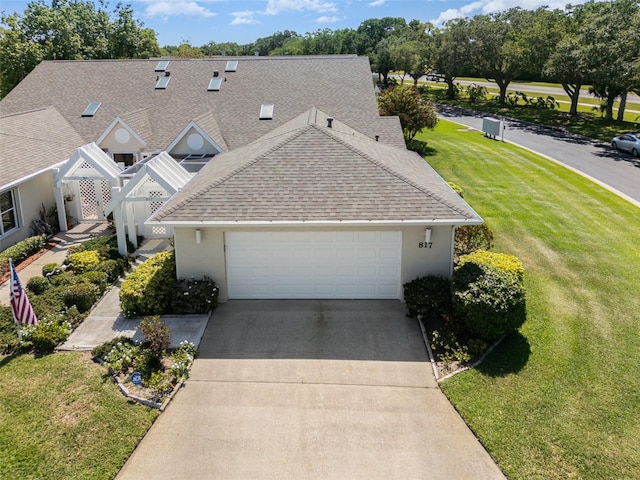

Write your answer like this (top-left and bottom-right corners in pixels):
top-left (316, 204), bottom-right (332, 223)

top-left (0, 352), bottom-right (158, 480)
top-left (417, 120), bottom-right (640, 479)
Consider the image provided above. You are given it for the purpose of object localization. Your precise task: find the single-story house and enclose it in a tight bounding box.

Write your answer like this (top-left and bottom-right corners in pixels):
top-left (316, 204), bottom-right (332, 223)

top-left (1, 55), bottom-right (482, 300)
top-left (0, 107), bottom-right (86, 250)
top-left (149, 108), bottom-right (482, 301)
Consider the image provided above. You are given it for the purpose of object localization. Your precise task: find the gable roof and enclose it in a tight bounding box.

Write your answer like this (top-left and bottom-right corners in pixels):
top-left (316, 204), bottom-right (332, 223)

top-left (0, 107), bottom-right (85, 189)
top-left (150, 108), bottom-right (481, 226)
top-left (0, 55), bottom-right (406, 153)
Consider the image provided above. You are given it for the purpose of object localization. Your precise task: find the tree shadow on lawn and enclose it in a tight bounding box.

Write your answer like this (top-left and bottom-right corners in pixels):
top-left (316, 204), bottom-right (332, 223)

top-left (476, 331), bottom-right (531, 377)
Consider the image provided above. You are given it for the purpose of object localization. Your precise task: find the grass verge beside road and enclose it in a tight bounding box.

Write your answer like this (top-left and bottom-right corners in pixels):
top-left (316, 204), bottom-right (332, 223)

top-left (418, 121), bottom-right (640, 479)
top-left (0, 352), bottom-right (158, 480)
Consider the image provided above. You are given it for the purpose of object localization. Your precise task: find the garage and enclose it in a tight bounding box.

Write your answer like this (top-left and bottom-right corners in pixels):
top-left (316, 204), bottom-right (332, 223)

top-left (225, 231), bottom-right (402, 299)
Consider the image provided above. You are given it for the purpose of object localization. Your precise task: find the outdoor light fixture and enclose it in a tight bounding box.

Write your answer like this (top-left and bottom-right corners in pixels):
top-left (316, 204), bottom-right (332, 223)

top-left (425, 227), bottom-right (432, 244)
top-left (195, 228), bottom-right (202, 244)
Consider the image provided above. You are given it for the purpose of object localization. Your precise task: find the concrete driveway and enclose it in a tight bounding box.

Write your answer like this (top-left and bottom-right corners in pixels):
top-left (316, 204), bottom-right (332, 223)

top-left (117, 300), bottom-right (505, 479)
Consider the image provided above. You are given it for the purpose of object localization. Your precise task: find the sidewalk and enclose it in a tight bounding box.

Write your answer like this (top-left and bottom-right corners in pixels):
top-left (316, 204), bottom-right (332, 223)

top-left (1, 223), bottom-right (209, 350)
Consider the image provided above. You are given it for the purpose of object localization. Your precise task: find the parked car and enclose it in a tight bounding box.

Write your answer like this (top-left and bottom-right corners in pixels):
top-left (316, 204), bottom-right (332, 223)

top-left (424, 72), bottom-right (444, 82)
top-left (611, 132), bottom-right (640, 157)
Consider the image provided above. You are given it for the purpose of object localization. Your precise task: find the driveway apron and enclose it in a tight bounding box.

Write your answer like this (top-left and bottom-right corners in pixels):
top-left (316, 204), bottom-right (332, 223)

top-left (117, 300), bottom-right (505, 479)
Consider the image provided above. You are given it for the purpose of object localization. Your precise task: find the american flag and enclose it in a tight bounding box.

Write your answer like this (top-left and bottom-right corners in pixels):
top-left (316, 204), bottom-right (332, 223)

top-left (9, 258), bottom-right (38, 326)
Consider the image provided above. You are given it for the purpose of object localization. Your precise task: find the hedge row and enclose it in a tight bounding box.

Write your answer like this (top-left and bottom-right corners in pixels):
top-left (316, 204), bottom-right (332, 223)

top-left (0, 234), bottom-right (47, 277)
top-left (120, 250), bottom-right (176, 318)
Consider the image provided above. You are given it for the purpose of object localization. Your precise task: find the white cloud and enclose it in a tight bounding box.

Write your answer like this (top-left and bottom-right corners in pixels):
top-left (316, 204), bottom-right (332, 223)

top-left (231, 11), bottom-right (260, 25)
top-left (316, 15), bottom-right (340, 23)
top-left (429, 0), bottom-right (589, 26)
top-left (368, 0), bottom-right (385, 6)
top-left (137, 1), bottom-right (216, 18)
top-left (265, 0), bottom-right (337, 15)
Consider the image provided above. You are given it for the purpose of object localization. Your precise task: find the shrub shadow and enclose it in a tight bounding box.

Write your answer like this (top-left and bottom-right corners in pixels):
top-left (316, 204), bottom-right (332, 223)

top-left (475, 331), bottom-right (530, 377)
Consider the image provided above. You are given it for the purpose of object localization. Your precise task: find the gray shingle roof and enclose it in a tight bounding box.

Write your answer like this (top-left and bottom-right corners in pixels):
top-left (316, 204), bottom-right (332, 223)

top-left (0, 55), bottom-right (406, 152)
top-left (0, 107), bottom-right (86, 188)
top-left (151, 108), bottom-right (481, 224)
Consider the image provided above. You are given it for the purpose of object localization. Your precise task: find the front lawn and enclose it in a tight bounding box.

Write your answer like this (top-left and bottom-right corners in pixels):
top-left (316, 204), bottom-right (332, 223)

top-left (0, 352), bottom-right (158, 480)
top-left (417, 121), bottom-right (640, 479)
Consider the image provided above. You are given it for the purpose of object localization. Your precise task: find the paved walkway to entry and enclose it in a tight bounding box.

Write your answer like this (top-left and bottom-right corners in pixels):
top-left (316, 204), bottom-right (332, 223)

top-left (117, 300), bottom-right (505, 480)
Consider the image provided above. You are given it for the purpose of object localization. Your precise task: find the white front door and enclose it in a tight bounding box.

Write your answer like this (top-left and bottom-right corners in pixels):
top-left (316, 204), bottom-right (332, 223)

top-left (225, 231), bottom-right (402, 299)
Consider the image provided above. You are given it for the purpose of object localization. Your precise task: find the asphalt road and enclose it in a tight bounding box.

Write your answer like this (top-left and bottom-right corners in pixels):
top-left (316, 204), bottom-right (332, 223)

top-left (437, 105), bottom-right (640, 206)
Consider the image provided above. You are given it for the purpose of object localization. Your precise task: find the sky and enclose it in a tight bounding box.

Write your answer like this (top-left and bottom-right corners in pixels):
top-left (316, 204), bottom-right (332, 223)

top-left (1, 0), bottom-right (585, 47)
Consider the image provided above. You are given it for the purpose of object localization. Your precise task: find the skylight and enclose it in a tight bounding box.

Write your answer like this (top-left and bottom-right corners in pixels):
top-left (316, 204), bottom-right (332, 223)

top-left (81, 102), bottom-right (101, 117)
top-left (259, 104), bottom-right (274, 120)
top-left (155, 75), bottom-right (170, 89)
top-left (225, 60), bottom-right (238, 72)
top-left (155, 60), bottom-right (169, 72)
top-left (207, 77), bottom-right (223, 91)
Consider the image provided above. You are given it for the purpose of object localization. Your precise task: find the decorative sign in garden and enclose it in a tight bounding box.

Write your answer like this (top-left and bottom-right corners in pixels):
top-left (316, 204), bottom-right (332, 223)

top-left (131, 371), bottom-right (142, 385)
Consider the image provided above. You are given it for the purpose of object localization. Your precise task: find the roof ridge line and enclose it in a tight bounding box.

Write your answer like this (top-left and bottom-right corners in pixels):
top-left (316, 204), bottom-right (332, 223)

top-left (318, 125), bottom-right (475, 218)
top-left (0, 105), bottom-right (58, 119)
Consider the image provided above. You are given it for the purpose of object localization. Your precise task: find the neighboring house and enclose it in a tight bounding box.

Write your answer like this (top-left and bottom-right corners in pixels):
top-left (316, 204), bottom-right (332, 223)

top-left (0, 107), bottom-right (86, 250)
top-left (1, 55), bottom-right (482, 300)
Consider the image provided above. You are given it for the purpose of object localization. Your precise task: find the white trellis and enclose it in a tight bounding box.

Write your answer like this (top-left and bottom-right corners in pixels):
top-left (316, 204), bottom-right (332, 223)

top-left (52, 143), bottom-right (122, 231)
top-left (105, 152), bottom-right (192, 255)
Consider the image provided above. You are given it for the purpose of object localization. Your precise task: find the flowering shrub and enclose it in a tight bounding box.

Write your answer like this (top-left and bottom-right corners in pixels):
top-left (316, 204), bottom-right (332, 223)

top-left (169, 341), bottom-right (198, 381)
top-left (67, 250), bottom-right (101, 273)
top-left (105, 340), bottom-right (141, 373)
top-left (21, 317), bottom-right (72, 353)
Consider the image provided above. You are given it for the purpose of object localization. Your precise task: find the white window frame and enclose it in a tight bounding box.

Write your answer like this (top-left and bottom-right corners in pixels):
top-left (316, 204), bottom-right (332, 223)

top-left (0, 189), bottom-right (20, 237)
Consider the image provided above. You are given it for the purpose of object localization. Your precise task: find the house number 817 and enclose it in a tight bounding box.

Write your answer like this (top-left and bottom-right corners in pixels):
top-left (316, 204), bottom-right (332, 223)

top-left (418, 242), bottom-right (432, 249)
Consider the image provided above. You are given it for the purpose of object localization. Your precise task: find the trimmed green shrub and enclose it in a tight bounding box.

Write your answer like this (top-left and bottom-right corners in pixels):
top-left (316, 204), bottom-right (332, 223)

top-left (62, 306), bottom-right (87, 328)
top-left (62, 282), bottom-right (100, 313)
top-left (27, 276), bottom-right (50, 295)
top-left (119, 250), bottom-right (176, 317)
top-left (22, 317), bottom-right (71, 353)
top-left (404, 275), bottom-right (452, 318)
top-left (67, 250), bottom-right (101, 273)
top-left (169, 276), bottom-right (219, 314)
top-left (94, 259), bottom-right (125, 283)
top-left (67, 234), bottom-right (121, 259)
top-left (459, 250), bottom-right (525, 281)
top-left (48, 272), bottom-right (78, 287)
top-left (42, 263), bottom-right (61, 277)
top-left (454, 224), bottom-right (494, 261)
top-left (447, 182), bottom-right (464, 197)
top-left (0, 234), bottom-right (46, 277)
top-left (29, 287), bottom-right (65, 319)
top-left (452, 262), bottom-right (526, 341)
top-left (79, 271), bottom-right (109, 294)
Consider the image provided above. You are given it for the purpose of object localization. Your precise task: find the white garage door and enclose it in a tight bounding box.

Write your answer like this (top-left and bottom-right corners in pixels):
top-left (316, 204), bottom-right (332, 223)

top-left (225, 231), bottom-right (402, 299)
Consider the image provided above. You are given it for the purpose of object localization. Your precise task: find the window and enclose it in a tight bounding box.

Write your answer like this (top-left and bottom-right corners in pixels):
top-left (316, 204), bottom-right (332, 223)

top-left (1, 190), bottom-right (19, 236)
top-left (113, 153), bottom-right (136, 167)
top-left (155, 75), bottom-right (171, 89)
top-left (225, 60), bottom-right (238, 72)
top-left (259, 104), bottom-right (274, 120)
top-left (81, 102), bottom-right (101, 117)
top-left (207, 77), bottom-right (223, 91)
top-left (155, 60), bottom-right (169, 72)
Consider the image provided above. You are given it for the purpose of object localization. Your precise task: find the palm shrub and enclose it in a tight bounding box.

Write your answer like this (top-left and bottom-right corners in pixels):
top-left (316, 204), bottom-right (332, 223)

top-left (452, 261), bottom-right (526, 341)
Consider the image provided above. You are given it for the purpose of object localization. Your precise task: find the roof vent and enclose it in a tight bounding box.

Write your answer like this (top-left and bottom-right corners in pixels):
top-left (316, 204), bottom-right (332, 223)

top-left (254, 51), bottom-right (259, 56)
top-left (213, 70), bottom-right (219, 77)
top-left (81, 102), bottom-right (101, 117)
top-left (375, 135), bottom-right (379, 142)
top-left (326, 117), bottom-right (333, 128)
top-left (259, 104), bottom-right (274, 120)
top-left (164, 71), bottom-right (170, 76)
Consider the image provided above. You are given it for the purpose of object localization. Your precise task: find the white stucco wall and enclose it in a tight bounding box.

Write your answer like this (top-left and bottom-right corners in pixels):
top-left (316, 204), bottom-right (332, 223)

top-left (0, 172), bottom-right (56, 251)
top-left (173, 225), bottom-right (455, 302)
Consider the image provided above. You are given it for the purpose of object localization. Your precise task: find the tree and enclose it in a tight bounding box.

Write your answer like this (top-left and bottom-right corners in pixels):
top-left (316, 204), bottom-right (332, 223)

top-left (371, 37), bottom-right (395, 84)
top-left (356, 17), bottom-right (407, 54)
top-left (578, 0), bottom-right (640, 120)
top-left (378, 85), bottom-right (438, 141)
top-left (0, 0), bottom-right (159, 97)
top-left (433, 18), bottom-right (473, 99)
